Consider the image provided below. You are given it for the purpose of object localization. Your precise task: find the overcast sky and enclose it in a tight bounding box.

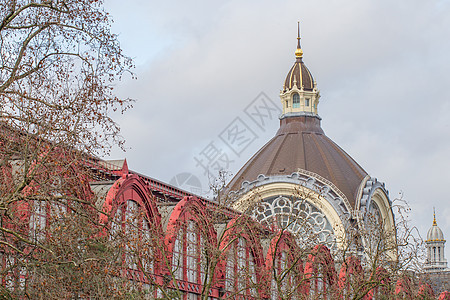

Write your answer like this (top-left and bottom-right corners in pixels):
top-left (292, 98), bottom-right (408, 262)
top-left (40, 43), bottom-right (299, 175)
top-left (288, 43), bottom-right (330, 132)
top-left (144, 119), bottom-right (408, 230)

top-left (104, 0), bottom-right (450, 259)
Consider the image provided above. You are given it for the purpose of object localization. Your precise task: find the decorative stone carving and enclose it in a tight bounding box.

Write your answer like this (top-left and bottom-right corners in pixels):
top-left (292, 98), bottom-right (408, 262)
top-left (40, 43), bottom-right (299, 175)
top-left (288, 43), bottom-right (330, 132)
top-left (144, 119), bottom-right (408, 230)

top-left (251, 195), bottom-right (335, 249)
top-left (233, 171), bottom-right (352, 217)
top-left (357, 177), bottom-right (389, 216)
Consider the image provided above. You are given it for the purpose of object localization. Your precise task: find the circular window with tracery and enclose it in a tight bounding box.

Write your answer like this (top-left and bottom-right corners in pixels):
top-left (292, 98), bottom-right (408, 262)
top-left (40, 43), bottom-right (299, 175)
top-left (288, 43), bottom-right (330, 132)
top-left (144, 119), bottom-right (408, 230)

top-left (251, 196), bottom-right (336, 249)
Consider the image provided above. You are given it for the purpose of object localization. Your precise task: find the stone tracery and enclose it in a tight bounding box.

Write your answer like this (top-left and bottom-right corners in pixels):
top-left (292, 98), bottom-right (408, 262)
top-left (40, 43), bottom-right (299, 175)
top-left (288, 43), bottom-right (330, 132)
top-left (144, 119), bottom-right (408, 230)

top-left (252, 195), bottom-right (336, 249)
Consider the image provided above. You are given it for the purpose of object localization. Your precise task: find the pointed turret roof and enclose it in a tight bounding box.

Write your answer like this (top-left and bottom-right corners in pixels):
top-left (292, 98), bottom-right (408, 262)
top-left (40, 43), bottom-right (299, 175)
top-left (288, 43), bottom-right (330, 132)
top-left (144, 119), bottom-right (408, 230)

top-left (283, 23), bottom-right (315, 92)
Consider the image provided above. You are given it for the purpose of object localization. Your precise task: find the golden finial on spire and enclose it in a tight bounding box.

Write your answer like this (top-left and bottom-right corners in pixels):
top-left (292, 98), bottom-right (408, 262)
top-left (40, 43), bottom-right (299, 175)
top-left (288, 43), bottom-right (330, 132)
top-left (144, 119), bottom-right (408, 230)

top-left (433, 207), bottom-right (437, 226)
top-left (295, 21), bottom-right (303, 58)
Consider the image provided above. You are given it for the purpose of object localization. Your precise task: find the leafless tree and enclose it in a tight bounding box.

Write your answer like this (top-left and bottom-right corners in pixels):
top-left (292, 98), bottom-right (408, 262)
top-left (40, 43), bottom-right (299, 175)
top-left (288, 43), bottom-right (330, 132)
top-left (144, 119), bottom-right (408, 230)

top-left (0, 0), bottom-right (134, 297)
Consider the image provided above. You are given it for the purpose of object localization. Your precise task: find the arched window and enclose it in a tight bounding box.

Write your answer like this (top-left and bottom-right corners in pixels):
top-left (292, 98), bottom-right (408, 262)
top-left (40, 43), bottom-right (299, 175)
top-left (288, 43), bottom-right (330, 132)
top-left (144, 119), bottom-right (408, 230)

top-left (271, 250), bottom-right (302, 299)
top-left (166, 197), bottom-right (218, 298)
top-left (266, 232), bottom-right (303, 300)
top-left (225, 237), bottom-right (257, 297)
top-left (219, 216), bottom-right (265, 298)
top-left (338, 256), bottom-right (364, 299)
top-left (103, 175), bottom-right (161, 292)
top-left (252, 196), bottom-right (336, 249)
top-left (111, 200), bottom-right (153, 273)
top-left (304, 245), bottom-right (336, 299)
top-left (292, 93), bottom-right (300, 108)
top-left (125, 200), bottom-right (139, 269)
top-left (172, 220), bottom-right (206, 284)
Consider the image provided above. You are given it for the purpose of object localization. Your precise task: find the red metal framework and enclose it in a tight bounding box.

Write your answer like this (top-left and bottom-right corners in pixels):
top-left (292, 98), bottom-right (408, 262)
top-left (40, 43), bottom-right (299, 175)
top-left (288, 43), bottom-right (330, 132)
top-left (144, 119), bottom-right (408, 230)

top-left (100, 174), bottom-right (164, 293)
top-left (101, 174), bottom-right (161, 227)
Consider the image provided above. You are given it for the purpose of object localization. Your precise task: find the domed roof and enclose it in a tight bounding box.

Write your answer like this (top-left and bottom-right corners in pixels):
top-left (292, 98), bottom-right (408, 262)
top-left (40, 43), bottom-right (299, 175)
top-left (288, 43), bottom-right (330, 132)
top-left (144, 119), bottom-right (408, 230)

top-left (427, 214), bottom-right (445, 241)
top-left (227, 27), bottom-right (367, 207)
top-left (227, 116), bottom-right (368, 206)
top-left (283, 57), bottom-right (315, 92)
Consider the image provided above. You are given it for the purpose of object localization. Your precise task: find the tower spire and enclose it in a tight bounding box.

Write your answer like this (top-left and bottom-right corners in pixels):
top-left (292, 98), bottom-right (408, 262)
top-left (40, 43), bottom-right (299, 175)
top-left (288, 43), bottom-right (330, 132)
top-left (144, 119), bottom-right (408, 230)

top-left (433, 207), bottom-right (437, 226)
top-left (295, 22), bottom-right (303, 58)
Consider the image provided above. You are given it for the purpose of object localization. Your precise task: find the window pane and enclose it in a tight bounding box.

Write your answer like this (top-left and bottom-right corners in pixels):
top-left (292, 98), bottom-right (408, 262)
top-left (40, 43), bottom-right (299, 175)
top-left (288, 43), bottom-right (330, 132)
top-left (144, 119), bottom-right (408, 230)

top-left (225, 243), bottom-right (235, 291)
top-left (142, 220), bottom-right (153, 273)
top-left (186, 221), bottom-right (198, 282)
top-left (172, 231), bottom-right (183, 280)
top-left (293, 94), bottom-right (300, 108)
top-left (125, 200), bottom-right (139, 269)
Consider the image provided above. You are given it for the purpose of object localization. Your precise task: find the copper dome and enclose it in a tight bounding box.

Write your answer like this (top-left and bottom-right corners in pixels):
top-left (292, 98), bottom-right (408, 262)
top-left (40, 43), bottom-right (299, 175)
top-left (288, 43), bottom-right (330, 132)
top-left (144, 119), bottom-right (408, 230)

top-left (227, 116), bottom-right (367, 207)
top-left (427, 214), bottom-right (445, 241)
top-left (284, 57), bottom-right (314, 92)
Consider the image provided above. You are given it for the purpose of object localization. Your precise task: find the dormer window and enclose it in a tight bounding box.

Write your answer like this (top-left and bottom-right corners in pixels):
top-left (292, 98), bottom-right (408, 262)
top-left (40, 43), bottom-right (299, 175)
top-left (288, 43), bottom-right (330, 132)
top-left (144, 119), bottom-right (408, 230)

top-left (293, 93), bottom-right (300, 108)
top-left (305, 98), bottom-right (310, 106)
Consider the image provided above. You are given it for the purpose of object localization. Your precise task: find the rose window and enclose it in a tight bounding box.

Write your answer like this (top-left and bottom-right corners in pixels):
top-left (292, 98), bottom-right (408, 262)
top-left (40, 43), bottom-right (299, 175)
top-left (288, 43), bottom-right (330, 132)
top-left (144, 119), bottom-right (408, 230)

top-left (251, 196), bottom-right (335, 248)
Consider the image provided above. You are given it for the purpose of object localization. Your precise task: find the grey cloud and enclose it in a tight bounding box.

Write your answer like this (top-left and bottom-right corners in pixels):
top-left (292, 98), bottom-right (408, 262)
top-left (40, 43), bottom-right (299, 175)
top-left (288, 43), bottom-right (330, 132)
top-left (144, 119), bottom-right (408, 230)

top-left (106, 0), bottom-right (450, 258)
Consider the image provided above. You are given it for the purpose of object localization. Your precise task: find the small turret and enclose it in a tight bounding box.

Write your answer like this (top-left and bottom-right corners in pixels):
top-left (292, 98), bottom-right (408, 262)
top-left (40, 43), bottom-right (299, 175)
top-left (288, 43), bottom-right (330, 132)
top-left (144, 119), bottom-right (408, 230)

top-left (424, 209), bottom-right (448, 272)
top-left (280, 22), bottom-right (320, 119)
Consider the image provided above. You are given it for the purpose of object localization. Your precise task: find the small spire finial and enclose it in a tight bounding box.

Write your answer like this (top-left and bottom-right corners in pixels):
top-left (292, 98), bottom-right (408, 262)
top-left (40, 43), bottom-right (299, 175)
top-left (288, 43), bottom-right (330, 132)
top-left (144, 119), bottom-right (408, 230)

top-left (295, 21), bottom-right (303, 58)
top-left (433, 208), bottom-right (437, 226)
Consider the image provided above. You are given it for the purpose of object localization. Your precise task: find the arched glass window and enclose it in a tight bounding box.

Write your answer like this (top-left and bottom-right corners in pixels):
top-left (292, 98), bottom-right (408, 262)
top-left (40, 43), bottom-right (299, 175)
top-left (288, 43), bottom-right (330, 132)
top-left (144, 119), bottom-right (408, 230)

top-left (225, 237), bottom-right (257, 297)
top-left (267, 232), bottom-right (303, 300)
top-left (110, 200), bottom-right (154, 273)
top-left (293, 93), bottom-right (300, 108)
top-left (308, 263), bottom-right (332, 298)
top-left (172, 220), bottom-right (206, 284)
top-left (125, 200), bottom-right (139, 269)
top-left (305, 245), bottom-right (336, 300)
top-left (141, 220), bottom-right (153, 272)
top-left (252, 196), bottom-right (335, 249)
top-left (271, 250), bottom-right (301, 299)
top-left (338, 257), bottom-right (363, 299)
